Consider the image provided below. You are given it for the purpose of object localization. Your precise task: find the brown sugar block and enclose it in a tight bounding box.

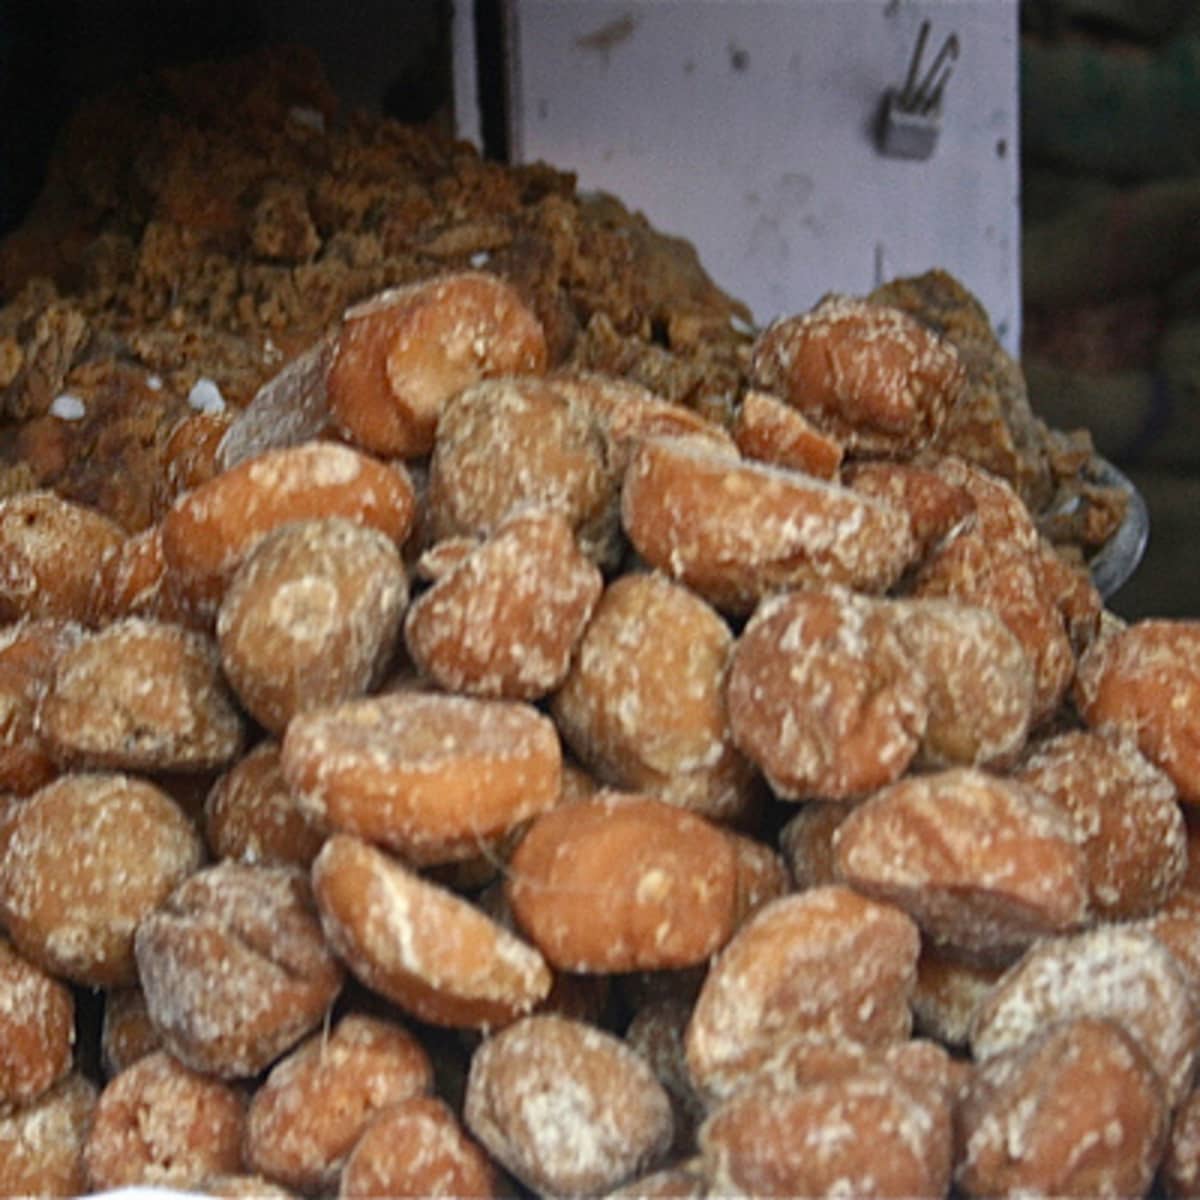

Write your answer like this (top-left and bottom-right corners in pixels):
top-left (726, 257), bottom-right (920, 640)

top-left (217, 517), bottom-right (408, 734)
top-left (887, 597), bottom-right (1035, 769)
top-left (842, 459), bottom-right (974, 557)
top-left (956, 1017), bottom-right (1167, 1200)
top-left (725, 588), bottom-right (927, 802)
top-left (312, 833), bottom-right (551, 1029)
top-left (699, 1067), bottom-right (952, 1200)
top-left (0, 617), bottom-right (82, 795)
top-left (1142, 888), bottom-right (1200, 1002)
top-left (914, 457), bottom-right (1077, 725)
top-left (404, 507), bottom-right (602, 700)
top-left (971, 924), bottom-right (1200, 1110)
top-left (832, 767), bottom-right (1090, 964)
top-left (161, 410), bottom-right (235, 501)
top-left (100, 987), bottom-right (162, 1078)
top-left (204, 740), bottom-right (326, 868)
top-left (732, 388), bottom-right (844, 478)
top-left (684, 885), bottom-right (921, 1102)
top-left (551, 571), bottom-right (756, 822)
top-left (281, 691), bottom-right (561, 865)
top-left (620, 438), bottom-right (916, 615)
top-left (134, 861), bottom-right (344, 1078)
top-left (0, 935), bottom-right (74, 1108)
top-left (327, 271), bottom-right (548, 459)
top-left (338, 1096), bottom-right (499, 1199)
top-left (161, 440), bottom-right (415, 623)
top-left (0, 1071), bottom-right (96, 1198)
top-left (426, 377), bottom-right (614, 563)
top-left (245, 1013), bottom-right (433, 1193)
top-left (505, 793), bottom-right (760, 973)
top-left (83, 1050), bottom-right (245, 1192)
top-left (1074, 619), bottom-right (1200, 805)
top-left (0, 772), bottom-right (202, 986)
top-left (749, 293), bottom-right (965, 457)
top-left (605, 1160), bottom-right (709, 1198)
top-left (463, 1013), bottom-right (675, 1196)
top-left (0, 490), bottom-right (125, 624)
top-left (1014, 729), bottom-right (1187, 920)
top-left (38, 617), bottom-right (244, 772)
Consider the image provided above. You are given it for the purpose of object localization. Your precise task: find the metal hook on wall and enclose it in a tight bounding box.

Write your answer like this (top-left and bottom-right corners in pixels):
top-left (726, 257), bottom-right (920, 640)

top-left (878, 18), bottom-right (960, 160)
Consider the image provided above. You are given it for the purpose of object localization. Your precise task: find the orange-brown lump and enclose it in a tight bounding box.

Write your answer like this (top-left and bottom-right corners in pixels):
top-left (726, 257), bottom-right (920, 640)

top-left (505, 792), bottom-right (768, 973)
top-left (160, 439), bottom-right (416, 623)
top-left (427, 377), bottom-right (614, 561)
top-left (620, 437), bottom-right (917, 615)
top-left (0, 935), bottom-right (75, 1108)
top-left (404, 506), bottom-right (602, 700)
top-left (37, 617), bottom-right (245, 772)
top-left (0, 491), bottom-right (125, 624)
top-left (216, 516), bottom-right (408, 733)
top-left (725, 588), bottom-right (928, 802)
top-left (204, 739), bottom-right (326, 868)
top-left (0, 617), bottom-right (82, 795)
top-left (956, 1017), bottom-right (1167, 1200)
top-left (1074, 618), bottom-right (1200, 805)
top-left (684, 885), bottom-right (921, 1102)
top-left (244, 1013), bottom-right (433, 1192)
top-left (134, 861), bottom-right (344, 1077)
top-left (281, 690), bottom-right (561, 864)
top-left (327, 271), bottom-right (548, 459)
top-left (552, 571), bottom-right (755, 821)
top-left (749, 293), bottom-right (965, 457)
top-left (1014, 728), bottom-right (1187, 920)
top-left (832, 767), bottom-right (1090, 964)
top-left (338, 1096), bottom-right (499, 1199)
top-left (463, 1013), bottom-right (675, 1196)
top-left (0, 772), bottom-right (203, 986)
top-left (0, 1072), bottom-right (96, 1198)
top-left (83, 1050), bottom-right (246, 1191)
top-left (311, 833), bottom-right (551, 1028)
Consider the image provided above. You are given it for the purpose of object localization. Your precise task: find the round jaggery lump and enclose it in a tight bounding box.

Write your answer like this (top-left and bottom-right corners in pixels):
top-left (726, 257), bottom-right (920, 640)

top-left (1074, 618), bottom-right (1200, 805)
top-left (312, 833), bottom-right (552, 1029)
top-left (327, 270), bottom-right (548, 459)
top-left (832, 767), bottom-right (1090, 963)
top-left (551, 571), bottom-right (756, 822)
top-left (245, 1013), bottom-right (433, 1193)
top-left (0, 1071), bottom-right (96, 1198)
top-left (1014, 729), bottom-right (1186, 920)
top-left (134, 861), bottom-right (344, 1078)
top-left (101, 987), bottom-right (162, 1078)
top-left (0, 935), bottom-right (74, 1108)
top-left (684, 885), bottom-right (921, 1102)
top-left (161, 439), bottom-right (416, 623)
top-left (426, 376), bottom-right (614, 562)
top-left (463, 1012), bottom-right (675, 1197)
top-left (204, 739), bottom-right (326, 868)
top-left (956, 1017), bottom-right (1167, 1200)
top-left (404, 506), bottom-right (602, 700)
top-left (338, 1096), bottom-right (499, 1199)
top-left (83, 1050), bottom-right (246, 1192)
top-left (281, 690), bottom-right (561, 865)
top-left (0, 617), bottom-right (82, 795)
top-left (620, 437), bottom-right (916, 615)
top-left (38, 617), bottom-right (244, 772)
top-left (886, 597), bottom-right (1035, 769)
top-left (750, 293), bottom-right (965, 457)
top-left (0, 772), bottom-right (203, 986)
top-left (0, 490), bottom-right (125, 625)
top-left (506, 792), bottom-right (763, 973)
top-left (217, 517), bottom-right (408, 734)
top-left (725, 587), bottom-right (928, 802)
